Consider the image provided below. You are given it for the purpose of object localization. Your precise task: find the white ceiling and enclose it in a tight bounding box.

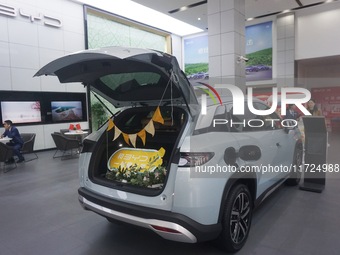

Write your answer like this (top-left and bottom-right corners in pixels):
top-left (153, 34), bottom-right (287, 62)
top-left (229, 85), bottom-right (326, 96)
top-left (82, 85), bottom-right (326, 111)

top-left (132, 0), bottom-right (326, 31)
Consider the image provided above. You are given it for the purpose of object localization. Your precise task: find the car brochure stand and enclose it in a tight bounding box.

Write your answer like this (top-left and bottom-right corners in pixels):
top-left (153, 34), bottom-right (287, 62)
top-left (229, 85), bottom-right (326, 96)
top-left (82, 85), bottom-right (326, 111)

top-left (299, 116), bottom-right (328, 193)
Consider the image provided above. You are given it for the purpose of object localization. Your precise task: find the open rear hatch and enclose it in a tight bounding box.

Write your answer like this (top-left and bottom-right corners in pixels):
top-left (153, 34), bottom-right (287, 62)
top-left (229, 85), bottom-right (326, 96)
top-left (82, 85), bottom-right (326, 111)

top-left (35, 46), bottom-right (198, 194)
top-left (34, 46), bottom-right (198, 110)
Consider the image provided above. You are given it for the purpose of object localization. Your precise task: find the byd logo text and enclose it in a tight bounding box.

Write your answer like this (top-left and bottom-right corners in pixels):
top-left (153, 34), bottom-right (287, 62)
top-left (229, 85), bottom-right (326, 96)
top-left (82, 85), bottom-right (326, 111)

top-left (0, 3), bottom-right (62, 28)
top-left (200, 84), bottom-right (311, 116)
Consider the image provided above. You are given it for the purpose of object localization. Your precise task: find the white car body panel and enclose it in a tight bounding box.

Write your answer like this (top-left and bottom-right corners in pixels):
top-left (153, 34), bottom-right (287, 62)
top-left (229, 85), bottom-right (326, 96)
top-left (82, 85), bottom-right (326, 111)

top-left (35, 46), bottom-right (302, 247)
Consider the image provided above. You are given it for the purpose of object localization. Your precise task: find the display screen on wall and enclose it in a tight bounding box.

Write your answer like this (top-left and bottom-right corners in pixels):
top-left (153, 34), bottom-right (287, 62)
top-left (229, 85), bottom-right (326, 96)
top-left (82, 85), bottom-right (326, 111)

top-left (183, 35), bottom-right (209, 81)
top-left (51, 101), bottom-right (83, 122)
top-left (246, 21), bottom-right (273, 82)
top-left (1, 101), bottom-right (41, 124)
top-left (0, 91), bottom-right (87, 125)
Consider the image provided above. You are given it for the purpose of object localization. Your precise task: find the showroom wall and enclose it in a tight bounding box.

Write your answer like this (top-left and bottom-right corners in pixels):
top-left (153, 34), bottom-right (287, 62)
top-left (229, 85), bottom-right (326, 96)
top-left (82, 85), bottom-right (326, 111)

top-left (1, 0), bottom-right (340, 150)
top-left (295, 1), bottom-right (340, 93)
top-left (0, 0), bottom-right (88, 149)
top-left (296, 1), bottom-right (340, 60)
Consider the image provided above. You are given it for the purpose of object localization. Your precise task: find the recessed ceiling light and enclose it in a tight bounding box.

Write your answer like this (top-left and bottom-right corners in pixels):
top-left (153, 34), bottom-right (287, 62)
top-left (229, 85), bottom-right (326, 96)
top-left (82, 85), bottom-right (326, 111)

top-left (179, 6), bottom-right (189, 11)
top-left (169, 1), bottom-right (207, 14)
top-left (198, 17), bottom-right (201, 20)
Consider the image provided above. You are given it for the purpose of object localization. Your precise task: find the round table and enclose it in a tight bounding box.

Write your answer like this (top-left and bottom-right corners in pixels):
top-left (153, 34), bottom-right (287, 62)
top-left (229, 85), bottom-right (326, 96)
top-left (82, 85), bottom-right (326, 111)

top-left (64, 131), bottom-right (89, 142)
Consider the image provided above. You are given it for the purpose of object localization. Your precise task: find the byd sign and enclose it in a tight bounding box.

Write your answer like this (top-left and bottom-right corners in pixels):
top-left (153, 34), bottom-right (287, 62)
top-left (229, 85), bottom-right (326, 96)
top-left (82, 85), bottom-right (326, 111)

top-left (200, 84), bottom-right (311, 116)
top-left (0, 3), bottom-right (62, 28)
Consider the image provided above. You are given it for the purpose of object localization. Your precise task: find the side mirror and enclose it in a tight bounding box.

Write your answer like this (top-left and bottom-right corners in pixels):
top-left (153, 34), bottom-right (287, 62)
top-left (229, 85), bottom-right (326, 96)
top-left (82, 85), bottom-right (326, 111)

top-left (283, 119), bottom-right (297, 134)
top-left (284, 126), bottom-right (295, 134)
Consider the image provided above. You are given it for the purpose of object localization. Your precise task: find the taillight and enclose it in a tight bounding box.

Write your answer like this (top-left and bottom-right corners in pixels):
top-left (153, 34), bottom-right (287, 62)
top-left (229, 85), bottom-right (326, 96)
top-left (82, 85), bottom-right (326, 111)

top-left (179, 152), bottom-right (214, 167)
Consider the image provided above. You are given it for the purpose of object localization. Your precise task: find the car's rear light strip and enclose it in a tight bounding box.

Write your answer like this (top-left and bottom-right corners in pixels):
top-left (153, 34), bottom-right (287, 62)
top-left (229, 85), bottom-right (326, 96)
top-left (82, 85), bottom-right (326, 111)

top-left (179, 152), bottom-right (214, 167)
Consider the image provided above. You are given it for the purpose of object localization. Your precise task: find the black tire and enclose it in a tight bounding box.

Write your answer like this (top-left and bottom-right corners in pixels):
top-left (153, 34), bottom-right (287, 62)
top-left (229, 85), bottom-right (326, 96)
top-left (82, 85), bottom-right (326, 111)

top-left (217, 184), bottom-right (253, 253)
top-left (285, 144), bottom-right (303, 186)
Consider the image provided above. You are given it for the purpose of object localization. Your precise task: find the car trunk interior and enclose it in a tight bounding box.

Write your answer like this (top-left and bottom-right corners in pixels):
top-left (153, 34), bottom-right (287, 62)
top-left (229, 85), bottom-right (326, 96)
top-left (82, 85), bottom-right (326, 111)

top-left (88, 106), bottom-right (188, 195)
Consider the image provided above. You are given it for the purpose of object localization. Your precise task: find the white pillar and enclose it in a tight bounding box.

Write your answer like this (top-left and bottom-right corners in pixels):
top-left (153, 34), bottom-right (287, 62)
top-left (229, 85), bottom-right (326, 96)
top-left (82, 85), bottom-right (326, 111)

top-left (277, 13), bottom-right (295, 88)
top-left (208, 0), bottom-right (246, 92)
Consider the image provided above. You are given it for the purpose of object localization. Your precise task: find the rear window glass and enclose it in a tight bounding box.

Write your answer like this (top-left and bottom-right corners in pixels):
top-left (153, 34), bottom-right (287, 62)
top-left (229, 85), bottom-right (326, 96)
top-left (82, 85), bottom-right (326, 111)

top-left (100, 72), bottom-right (161, 91)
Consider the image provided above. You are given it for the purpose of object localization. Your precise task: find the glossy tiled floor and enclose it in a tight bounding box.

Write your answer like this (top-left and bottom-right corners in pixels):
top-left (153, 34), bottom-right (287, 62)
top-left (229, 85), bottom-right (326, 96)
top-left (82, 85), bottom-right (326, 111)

top-left (0, 133), bottom-right (339, 255)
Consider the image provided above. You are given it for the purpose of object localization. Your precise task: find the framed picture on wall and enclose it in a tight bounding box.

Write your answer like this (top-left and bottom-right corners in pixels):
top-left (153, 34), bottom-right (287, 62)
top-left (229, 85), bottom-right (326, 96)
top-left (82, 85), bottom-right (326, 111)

top-left (246, 21), bottom-right (273, 82)
top-left (183, 33), bottom-right (209, 81)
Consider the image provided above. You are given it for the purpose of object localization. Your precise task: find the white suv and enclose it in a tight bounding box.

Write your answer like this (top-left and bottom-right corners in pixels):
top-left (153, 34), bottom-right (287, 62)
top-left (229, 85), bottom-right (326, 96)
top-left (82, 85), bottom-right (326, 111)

top-left (36, 46), bottom-right (302, 253)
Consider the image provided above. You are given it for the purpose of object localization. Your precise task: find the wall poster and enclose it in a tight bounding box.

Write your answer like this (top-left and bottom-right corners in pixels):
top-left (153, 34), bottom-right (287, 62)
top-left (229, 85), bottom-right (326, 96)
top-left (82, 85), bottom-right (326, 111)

top-left (246, 21), bottom-right (273, 82)
top-left (183, 34), bottom-right (209, 81)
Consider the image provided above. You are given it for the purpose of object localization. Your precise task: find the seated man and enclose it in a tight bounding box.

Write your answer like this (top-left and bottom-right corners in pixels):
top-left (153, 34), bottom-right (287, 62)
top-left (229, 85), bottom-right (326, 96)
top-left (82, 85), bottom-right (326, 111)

top-left (1, 120), bottom-right (25, 163)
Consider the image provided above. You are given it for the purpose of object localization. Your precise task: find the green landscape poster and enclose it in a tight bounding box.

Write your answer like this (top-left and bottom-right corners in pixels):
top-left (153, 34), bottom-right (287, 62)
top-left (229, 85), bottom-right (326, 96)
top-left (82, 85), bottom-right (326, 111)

top-left (246, 21), bottom-right (273, 82)
top-left (183, 35), bottom-right (209, 81)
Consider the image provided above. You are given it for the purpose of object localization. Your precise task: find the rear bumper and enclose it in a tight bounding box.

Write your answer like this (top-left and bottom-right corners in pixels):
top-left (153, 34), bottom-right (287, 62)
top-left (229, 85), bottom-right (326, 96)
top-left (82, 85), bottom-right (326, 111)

top-left (78, 187), bottom-right (221, 243)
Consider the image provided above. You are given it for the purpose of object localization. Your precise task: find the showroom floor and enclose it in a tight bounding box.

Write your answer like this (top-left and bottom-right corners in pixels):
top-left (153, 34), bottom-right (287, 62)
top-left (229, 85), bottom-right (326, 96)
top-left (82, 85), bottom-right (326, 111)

top-left (0, 133), bottom-right (339, 255)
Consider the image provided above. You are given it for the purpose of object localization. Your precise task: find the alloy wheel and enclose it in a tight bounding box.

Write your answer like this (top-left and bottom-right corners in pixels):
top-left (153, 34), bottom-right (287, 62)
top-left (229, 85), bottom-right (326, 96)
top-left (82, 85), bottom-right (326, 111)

top-left (230, 192), bottom-right (251, 244)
